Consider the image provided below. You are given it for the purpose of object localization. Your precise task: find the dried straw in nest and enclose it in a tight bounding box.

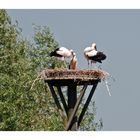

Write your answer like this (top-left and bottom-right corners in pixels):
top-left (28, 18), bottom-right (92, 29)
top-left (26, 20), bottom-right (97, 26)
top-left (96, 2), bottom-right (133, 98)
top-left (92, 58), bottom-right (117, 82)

top-left (41, 68), bottom-right (109, 81)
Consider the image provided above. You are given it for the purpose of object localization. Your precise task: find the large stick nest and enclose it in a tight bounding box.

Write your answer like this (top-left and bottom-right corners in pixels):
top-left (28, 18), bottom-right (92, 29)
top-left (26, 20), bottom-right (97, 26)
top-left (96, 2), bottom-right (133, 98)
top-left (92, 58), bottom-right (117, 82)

top-left (40, 69), bottom-right (109, 81)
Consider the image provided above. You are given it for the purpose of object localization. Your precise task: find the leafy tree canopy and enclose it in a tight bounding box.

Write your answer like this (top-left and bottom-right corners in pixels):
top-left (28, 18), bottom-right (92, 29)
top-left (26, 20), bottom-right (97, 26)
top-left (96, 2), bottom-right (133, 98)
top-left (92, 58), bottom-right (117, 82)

top-left (0, 10), bottom-right (102, 131)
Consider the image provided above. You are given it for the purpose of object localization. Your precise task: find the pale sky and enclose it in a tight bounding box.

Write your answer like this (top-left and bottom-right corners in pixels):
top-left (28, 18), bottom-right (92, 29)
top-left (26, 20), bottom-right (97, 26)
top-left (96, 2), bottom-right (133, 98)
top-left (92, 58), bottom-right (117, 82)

top-left (7, 9), bottom-right (140, 130)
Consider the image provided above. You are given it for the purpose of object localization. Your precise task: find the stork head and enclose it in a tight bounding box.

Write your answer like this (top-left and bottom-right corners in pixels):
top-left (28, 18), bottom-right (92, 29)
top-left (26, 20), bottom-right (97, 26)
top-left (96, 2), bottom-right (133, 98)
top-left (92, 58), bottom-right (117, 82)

top-left (72, 52), bottom-right (76, 56)
top-left (69, 49), bottom-right (74, 56)
top-left (91, 43), bottom-right (97, 50)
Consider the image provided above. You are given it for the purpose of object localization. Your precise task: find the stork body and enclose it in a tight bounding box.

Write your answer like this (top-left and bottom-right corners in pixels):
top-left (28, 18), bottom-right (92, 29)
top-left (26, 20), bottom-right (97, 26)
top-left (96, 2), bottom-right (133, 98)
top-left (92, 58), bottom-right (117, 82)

top-left (50, 47), bottom-right (74, 68)
top-left (84, 43), bottom-right (97, 67)
top-left (84, 43), bottom-right (106, 68)
top-left (86, 50), bottom-right (106, 63)
top-left (50, 47), bottom-right (73, 58)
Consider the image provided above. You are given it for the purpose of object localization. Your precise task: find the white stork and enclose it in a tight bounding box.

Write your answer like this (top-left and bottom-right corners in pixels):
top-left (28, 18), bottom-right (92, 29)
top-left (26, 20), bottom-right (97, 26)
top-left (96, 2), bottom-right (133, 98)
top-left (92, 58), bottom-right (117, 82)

top-left (50, 47), bottom-right (74, 68)
top-left (84, 43), bottom-right (106, 68)
top-left (69, 52), bottom-right (78, 70)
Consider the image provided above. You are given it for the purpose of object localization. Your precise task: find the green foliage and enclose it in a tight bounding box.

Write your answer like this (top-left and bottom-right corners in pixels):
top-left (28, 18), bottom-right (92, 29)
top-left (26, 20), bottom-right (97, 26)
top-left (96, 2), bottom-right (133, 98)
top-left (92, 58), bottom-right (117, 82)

top-left (0, 9), bottom-right (63, 130)
top-left (79, 101), bottom-right (103, 131)
top-left (0, 9), bottom-right (102, 131)
top-left (30, 24), bottom-right (66, 70)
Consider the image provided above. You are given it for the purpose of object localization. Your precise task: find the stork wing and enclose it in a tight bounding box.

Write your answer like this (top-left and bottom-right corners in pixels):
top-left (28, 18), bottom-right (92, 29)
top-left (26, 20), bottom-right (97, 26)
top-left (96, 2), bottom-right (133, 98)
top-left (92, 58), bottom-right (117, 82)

top-left (91, 52), bottom-right (106, 63)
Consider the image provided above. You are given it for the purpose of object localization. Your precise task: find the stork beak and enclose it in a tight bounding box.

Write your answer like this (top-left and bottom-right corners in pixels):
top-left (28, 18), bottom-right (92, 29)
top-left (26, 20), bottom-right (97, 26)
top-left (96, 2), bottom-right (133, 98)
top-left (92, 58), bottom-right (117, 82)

top-left (70, 49), bottom-right (74, 53)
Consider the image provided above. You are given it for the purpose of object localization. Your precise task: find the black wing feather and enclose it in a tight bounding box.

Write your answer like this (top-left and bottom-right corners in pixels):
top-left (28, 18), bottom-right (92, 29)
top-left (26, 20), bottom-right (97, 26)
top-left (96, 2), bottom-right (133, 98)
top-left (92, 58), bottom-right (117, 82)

top-left (90, 52), bottom-right (106, 63)
top-left (50, 48), bottom-right (63, 57)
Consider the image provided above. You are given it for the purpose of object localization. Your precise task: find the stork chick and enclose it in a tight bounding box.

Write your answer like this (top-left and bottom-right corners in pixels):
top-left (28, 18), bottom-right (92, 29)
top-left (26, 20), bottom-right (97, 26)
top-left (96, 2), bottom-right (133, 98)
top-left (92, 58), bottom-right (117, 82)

top-left (69, 52), bottom-right (78, 70)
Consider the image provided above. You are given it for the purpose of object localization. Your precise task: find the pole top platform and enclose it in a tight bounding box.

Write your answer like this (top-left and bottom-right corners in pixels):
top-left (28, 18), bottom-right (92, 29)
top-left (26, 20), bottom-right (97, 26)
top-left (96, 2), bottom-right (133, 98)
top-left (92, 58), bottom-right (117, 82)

top-left (41, 69), bottom-right (109, 86)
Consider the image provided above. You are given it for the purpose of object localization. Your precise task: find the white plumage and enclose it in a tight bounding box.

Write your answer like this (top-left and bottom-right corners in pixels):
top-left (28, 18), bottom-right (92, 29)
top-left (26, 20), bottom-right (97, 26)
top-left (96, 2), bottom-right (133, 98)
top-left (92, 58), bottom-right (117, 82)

top-left (50, 47), bottom-right (73, 59)
top-left (50, 47), bottom-right (74, 68)
top-left (56, 47), bottom-right (73, 57)
top-left (86, 49), bottom-right (98, 57)
top-left (84, 43), bottom-right (96, 52)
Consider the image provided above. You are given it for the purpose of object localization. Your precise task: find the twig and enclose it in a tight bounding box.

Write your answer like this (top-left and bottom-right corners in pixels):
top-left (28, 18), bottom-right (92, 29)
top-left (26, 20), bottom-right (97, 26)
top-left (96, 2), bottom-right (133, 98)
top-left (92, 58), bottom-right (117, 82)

top-left (104, 79), bottom-right (111, 96)
top-left (30, 73), bottom-right (42, 90)
top-left (0, 55), bottom-right (10, 59)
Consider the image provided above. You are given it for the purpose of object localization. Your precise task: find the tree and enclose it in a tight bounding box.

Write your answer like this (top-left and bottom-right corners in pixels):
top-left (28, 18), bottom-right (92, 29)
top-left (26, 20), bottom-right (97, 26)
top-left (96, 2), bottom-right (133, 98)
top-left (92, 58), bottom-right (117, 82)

top-left (0, 9), bottom-right (102, 130)
top-left (0, 9), bottom-right (63, 130)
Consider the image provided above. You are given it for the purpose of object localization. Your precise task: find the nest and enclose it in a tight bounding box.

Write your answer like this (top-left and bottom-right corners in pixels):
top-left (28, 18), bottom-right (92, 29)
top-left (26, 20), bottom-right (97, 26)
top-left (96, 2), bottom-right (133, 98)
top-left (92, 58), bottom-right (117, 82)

top-left (30, 68), bottom-right (110, 90)
top-left (40, 69), bottom-right (109, 81)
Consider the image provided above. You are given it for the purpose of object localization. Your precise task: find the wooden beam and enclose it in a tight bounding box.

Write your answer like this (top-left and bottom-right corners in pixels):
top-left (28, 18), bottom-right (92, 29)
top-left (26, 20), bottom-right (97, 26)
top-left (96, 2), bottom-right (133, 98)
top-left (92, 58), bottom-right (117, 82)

top-left (45, 79), bottom-right (99, 86)
top-left (78, 82), bottom-right (98, 128)
top-left (48, 83), bottom-right (67, 126)
top-left (65, 84), bottom-right (88, 130)
top-left (56, 86), bottom-right (68, 116)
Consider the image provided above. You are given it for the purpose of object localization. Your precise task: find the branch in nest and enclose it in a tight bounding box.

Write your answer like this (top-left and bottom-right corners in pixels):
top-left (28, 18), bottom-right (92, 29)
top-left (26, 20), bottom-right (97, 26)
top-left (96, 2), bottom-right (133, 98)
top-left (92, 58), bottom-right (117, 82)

top-left (102, 73), bottom-right (115, 97)
top-left (104, 79), bottom-right (111, 96)
top-left (30, 73), bottom-right (43, 90)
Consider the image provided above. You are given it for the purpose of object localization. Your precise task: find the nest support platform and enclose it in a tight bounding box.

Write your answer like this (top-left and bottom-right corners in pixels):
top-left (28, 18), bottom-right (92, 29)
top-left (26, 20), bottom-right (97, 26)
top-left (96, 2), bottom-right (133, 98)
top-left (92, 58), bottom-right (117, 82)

top-left (41, 69), bottom-right (108, 131)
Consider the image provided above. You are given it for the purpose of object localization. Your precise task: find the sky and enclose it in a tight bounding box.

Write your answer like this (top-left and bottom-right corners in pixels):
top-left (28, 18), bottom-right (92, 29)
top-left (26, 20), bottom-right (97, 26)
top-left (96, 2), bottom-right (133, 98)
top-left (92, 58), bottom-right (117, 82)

top-left (7, 9), bottom-right (140, 131)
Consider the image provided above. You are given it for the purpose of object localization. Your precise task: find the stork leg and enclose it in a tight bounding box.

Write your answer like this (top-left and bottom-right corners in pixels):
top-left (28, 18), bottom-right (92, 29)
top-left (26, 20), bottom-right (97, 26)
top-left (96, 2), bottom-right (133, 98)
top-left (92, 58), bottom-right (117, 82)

top-left (87, 60), bottom-right (90, 69)
top-left (98, 65), bottom-right (102, 69)
top-left (90, 61), bottom-right (93, 70)
top-left (91, 61), bottom-right (97, 69)
top-left (89, 61), bottom-right (94, 70)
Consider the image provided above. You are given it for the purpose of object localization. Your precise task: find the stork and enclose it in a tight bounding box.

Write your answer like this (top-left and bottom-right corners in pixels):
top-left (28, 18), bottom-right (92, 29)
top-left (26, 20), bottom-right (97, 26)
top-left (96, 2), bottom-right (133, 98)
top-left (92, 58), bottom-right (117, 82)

top-left (84, 43), bottom-right (106, 68)
top-left (69, 52), bottom-right (78, 70)
top-left (84, 43), bottom-right (97, 67)
top-left (50, 47), bottom-right (74, 68)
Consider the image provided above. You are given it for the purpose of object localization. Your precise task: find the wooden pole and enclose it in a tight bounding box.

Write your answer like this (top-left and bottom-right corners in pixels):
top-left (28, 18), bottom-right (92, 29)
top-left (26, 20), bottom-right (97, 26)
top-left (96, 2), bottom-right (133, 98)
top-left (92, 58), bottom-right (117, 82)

top-left (67, 83), bottom-right (77, 131)
top-left (78, 82), bottom-right (98, 127)
top-left (65, 84), bottom-right (88, 130)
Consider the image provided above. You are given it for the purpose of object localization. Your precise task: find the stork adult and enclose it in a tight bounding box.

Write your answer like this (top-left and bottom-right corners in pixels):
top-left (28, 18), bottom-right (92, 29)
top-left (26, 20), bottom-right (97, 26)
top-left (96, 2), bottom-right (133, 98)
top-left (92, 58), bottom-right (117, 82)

top-left (84, 43), bottom-right (96, 66)
top-left (84, 43), bottom-right (106, 68)
top-left (50, 47), bottom-right (74, 68)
